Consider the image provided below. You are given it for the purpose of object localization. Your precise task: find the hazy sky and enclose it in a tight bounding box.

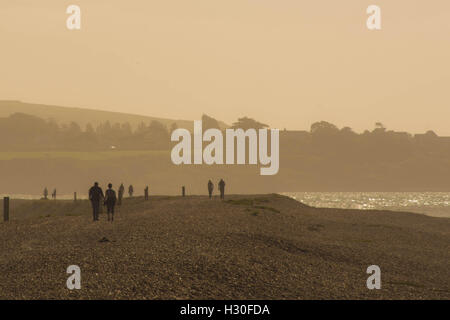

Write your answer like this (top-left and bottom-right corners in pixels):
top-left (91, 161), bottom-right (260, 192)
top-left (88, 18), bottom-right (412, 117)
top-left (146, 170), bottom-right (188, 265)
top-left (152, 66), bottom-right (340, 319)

top-left (1, 1), bottom-right (449, 134)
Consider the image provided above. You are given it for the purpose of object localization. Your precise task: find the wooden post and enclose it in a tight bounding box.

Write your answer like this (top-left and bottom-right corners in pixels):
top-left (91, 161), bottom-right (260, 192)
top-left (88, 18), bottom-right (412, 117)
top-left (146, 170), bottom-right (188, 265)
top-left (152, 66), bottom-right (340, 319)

top-left (182, 186), bottom-right (185, 197)
top-left (74, 192), bottom-right (77, 202)
top-left (3, 197), bottom-right (9, 222)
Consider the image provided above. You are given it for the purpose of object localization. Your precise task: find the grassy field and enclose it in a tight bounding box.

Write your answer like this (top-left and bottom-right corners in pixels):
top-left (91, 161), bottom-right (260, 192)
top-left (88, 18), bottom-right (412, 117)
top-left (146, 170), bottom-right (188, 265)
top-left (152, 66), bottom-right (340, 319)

top-left (0, 150), bottom-right (170, 161)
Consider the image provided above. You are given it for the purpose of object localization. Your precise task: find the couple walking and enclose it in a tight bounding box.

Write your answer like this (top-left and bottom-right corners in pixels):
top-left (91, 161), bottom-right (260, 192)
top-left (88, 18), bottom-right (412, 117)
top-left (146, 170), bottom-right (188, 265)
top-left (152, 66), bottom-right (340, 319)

top-left (89, 182), bottom-right (117, 222)
top-left (207, 179), bottom-right (226, 199)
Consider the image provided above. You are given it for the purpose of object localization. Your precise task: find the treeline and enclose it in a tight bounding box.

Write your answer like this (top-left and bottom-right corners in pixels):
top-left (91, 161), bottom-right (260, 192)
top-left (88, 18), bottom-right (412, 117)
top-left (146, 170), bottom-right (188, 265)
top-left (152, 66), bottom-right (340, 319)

top-left (0, 113), bottom-right (264, 151)
top-left (0, 113), bottom-right (449, 162)
top-left (0, 113), bottom-right (173, 151)
top-left (281, 121), bottom-right (450, 162)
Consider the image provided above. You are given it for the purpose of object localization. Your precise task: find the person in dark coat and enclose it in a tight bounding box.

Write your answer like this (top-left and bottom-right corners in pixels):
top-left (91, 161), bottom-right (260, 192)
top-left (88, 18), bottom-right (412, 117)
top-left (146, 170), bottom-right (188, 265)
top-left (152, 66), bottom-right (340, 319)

top-left (207, 180), bottom-right (214, 199)
top-left (218, 179), bottom-right (225, 200)
top-left (89, 182), bottom-right (104, 221)
top-left (104, 183), bottom-right (117, 222)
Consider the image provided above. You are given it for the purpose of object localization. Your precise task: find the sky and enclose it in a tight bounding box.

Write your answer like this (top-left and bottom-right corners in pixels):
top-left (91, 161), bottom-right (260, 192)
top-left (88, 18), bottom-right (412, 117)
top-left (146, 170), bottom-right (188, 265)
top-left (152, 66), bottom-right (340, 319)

top-left (1, 0), bottom-right (449, 134)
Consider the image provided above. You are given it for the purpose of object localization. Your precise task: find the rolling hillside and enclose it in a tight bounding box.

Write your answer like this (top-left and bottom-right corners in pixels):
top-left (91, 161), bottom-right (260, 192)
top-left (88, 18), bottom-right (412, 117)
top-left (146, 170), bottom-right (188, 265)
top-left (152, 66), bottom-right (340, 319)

top-left (0, 100), bottom-right (215, 130)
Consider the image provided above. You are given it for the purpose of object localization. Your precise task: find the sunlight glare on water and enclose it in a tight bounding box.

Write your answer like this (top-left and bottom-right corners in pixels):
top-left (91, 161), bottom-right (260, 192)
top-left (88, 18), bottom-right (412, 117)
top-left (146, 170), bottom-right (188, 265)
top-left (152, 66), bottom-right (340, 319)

top-left (282, 192), bottom-right (450, 218)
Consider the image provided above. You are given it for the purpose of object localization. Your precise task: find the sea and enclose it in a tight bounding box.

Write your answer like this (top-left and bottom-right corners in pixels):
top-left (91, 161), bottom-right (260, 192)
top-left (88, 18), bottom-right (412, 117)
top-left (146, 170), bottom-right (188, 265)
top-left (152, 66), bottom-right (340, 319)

top-left (282, 192), bottom-right (450, 218)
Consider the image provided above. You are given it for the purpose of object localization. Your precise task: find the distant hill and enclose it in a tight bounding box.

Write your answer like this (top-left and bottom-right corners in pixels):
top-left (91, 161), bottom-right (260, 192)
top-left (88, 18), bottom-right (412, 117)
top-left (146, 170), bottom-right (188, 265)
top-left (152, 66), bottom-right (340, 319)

top-left (0, 100), bottom-right (227, 130)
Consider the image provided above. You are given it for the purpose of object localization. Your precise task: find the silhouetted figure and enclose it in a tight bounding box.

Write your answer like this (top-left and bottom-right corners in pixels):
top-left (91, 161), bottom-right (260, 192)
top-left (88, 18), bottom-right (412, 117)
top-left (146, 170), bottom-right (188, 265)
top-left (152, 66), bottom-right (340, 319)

top-left (104, 183), bottom-right (117, 222)
top-left (52, 188), bottom-right (56, 199)
top-left (128, 185), bottom-right (134, 197)
top-left (144, 186), bottom-right (149, 200)
top-left (43, 187), bottom-right (48, 200)
top-left (208, 180), bottom-right (214, 199)
top-left (182, 186), bottom-right (185, 197)
top-left (218, 179), bottom-right (225, 200)
top-left (89, 182), bottom-right (104, 222)
top-left (118, 183), bottom-right (124, 205)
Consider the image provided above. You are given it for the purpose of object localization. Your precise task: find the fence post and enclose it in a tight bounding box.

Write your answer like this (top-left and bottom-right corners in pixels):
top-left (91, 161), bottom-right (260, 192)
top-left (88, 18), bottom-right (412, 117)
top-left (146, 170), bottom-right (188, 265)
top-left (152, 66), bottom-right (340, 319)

top-left (3, 197), bottom-right (9, 222)
top-left (182, 186), bottom-right (185, 197)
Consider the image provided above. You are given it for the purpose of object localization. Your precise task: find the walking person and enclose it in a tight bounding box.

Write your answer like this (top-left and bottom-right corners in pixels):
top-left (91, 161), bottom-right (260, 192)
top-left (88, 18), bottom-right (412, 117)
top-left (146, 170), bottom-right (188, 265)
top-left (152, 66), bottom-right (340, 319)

top-left (128, 184), bottom-right (134, 197)
top-left (218, 179), bottom-right (225, 200)
top-left (104, 183), bottom-right (117, 222)
top-left (118, 183), bottom-right (124, 205)
top-left (207, 180), bottom-right (214, 199)
top-left (89, 182), bottom-right (104, 222)
top-left (43, 187), bottom-right (48, 200)
top-left (144, 186), bottom-right (149, 200)
top-left (52, 188), bottom-right (56, 199)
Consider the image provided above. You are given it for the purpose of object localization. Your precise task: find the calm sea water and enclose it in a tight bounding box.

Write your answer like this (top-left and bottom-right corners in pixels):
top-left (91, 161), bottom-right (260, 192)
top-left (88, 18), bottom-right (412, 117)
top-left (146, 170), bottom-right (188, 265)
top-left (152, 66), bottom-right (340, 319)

top-left (282, 192), bottom-right (450, 218)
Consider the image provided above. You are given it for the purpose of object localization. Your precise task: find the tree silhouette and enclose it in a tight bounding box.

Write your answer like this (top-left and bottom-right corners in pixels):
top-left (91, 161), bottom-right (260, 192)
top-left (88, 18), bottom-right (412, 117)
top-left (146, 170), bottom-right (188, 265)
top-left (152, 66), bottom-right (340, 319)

top-left (374, 122), bottom-right (386, 133)
top-left (310, 121), bottom-right (339, 135)
top-left (231, 117), bottom-right (269, 130)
